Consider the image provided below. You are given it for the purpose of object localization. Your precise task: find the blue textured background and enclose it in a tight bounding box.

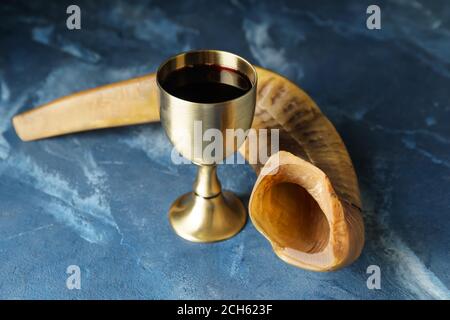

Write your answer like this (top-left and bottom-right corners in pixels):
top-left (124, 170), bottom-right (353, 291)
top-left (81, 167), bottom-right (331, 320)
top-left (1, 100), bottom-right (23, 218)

top-left (0, 0), bottom-right (449, 299)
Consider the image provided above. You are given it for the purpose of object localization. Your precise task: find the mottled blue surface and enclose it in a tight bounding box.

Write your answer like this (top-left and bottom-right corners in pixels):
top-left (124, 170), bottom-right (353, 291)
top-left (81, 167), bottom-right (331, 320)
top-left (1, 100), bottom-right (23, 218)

top-left (0, 0), bottom-right (449, 299)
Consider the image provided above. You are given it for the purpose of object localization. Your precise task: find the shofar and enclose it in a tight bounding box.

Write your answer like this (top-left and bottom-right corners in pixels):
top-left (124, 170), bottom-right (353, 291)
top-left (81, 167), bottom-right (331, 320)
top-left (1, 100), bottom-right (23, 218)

top-left (12, 67), bottom-right (364, 271)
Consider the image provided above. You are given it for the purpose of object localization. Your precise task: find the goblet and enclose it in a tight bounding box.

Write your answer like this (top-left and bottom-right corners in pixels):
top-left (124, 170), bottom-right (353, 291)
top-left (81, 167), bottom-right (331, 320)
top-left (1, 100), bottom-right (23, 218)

top-left (157, 50), bottom-right (257, 242)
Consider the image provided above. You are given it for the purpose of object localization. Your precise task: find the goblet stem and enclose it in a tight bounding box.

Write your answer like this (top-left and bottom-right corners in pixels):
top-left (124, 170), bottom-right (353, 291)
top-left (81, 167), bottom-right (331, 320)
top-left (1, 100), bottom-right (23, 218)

top-left (167, 163), bottom-right (247, 242)
top-left (193, 165), bottom-right (221, 198)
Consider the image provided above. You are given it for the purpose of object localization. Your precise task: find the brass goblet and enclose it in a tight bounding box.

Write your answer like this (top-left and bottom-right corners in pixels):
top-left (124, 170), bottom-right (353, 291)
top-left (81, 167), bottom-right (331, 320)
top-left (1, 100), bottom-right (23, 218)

top-left (157, 50), bottom-right (257, 242)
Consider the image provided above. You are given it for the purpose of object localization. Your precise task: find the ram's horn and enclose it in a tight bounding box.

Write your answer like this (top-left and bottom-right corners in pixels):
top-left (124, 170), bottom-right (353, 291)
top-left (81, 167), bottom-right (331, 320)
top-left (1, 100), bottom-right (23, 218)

top-left (12, 75), bottom-right (159, 141)
top-left (242, 68), bottom-right (364, 270)
top-left (12, 67), bottom-right (364, 271)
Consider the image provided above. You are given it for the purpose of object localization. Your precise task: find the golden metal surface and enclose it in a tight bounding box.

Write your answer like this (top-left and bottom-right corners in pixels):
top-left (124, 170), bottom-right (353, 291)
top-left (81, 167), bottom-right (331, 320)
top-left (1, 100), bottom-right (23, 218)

top-left (157, 50), bottom-right (257, 242)
top-left (192, 165), bottom-right (222, 198)
top-left (157, 50), bottom-right (257, 165)
top-left (169, 190), bottom-right (247, 243)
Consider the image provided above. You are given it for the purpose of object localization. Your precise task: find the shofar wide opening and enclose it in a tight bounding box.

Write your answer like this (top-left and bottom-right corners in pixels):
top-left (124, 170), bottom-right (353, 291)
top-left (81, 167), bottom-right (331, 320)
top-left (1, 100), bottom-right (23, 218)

top-left (248, 151), bottom-right (363, 271)
top-left (258, 182), bottom-right (330, 254)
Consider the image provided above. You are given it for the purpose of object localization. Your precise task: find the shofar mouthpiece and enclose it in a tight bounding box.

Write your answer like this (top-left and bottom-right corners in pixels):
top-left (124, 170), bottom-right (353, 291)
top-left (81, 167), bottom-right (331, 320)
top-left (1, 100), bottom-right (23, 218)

top-left (12, 75), bottom-right (159, 141)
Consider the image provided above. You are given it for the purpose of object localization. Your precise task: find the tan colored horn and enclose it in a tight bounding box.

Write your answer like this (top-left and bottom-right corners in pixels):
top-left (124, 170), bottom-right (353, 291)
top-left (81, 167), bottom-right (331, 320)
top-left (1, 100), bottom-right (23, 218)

top-left (12, 67), bottom-right (364, 271)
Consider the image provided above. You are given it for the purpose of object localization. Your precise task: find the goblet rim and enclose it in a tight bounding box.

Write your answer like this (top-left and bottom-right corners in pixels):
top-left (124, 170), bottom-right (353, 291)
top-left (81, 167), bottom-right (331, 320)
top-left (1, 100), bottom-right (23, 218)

top-left (156, 49), bottom-right (258, 106)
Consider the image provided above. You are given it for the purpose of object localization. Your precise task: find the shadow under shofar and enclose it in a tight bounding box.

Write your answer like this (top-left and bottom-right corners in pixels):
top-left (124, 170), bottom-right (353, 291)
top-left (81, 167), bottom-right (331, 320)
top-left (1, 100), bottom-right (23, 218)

top-left (12, 67), bottom-right (364, 271)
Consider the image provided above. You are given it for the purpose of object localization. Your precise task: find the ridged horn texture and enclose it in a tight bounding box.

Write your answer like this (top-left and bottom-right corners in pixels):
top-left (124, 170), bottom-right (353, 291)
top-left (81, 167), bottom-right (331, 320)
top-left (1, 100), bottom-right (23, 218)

top-left (242, 68), bottom-right (364, 271)
top-left (12, 67), bottom-right (364, 271)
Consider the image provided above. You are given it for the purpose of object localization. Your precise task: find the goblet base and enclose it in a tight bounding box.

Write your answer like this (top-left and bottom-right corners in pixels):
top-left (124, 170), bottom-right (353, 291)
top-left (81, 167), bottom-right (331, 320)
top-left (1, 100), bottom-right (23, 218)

top-left (168, 191), bottom-right (247, 242)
